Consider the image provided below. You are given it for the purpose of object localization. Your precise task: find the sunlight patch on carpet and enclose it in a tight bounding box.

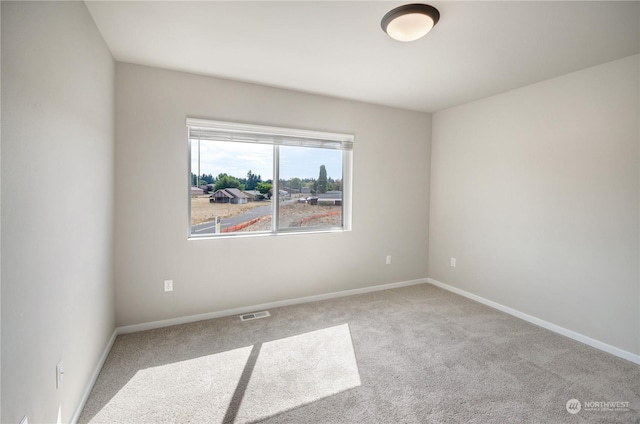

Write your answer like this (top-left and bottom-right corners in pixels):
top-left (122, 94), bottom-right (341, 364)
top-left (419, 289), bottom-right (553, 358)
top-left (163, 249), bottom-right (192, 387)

top-left (235, 323), bottom-right (361, 422)
top-left (86, 325), bottom-right (360, 423)
top-left (90, 346), bottom-right (253, 423)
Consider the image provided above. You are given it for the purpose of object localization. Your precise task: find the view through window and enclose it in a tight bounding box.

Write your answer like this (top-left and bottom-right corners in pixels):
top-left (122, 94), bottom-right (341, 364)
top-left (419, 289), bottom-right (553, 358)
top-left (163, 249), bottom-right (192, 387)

top-left (188, 119), bottom-right (353, 237)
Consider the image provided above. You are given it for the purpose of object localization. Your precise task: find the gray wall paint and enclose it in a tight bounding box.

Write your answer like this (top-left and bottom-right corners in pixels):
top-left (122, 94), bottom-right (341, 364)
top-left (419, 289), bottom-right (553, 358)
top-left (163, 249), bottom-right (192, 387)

top-left (429, 55), bottom-right (640, 355)
top-left (1, 2), bottom-right (3, 415)
top-left (1, 2), bottom-right (115, 423)
top-left (115, 63), bottom-right (431, 327)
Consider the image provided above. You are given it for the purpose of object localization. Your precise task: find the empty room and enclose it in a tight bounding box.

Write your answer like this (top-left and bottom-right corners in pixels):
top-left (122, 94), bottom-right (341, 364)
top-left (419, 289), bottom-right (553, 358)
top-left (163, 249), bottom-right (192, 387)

top-left (1, 1), bottom-right (639, 423)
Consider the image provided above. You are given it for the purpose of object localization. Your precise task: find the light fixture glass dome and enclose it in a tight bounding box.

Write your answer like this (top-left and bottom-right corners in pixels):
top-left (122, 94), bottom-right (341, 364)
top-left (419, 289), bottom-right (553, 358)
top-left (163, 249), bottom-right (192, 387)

top-left (381, 4), bottom-right (440, 42)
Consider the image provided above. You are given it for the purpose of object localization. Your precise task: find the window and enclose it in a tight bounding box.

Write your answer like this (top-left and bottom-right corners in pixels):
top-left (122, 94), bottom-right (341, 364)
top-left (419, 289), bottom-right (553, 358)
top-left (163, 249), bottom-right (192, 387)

top-left (187, 118), bottom-right (353, 238)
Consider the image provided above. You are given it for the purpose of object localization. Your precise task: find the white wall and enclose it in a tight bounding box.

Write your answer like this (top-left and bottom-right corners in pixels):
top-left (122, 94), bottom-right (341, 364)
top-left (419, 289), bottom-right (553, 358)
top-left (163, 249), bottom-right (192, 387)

top-left (115, 63), bottom-right (431, 327)
top-left (429, 55), bottom-right (640, 356)
top-left (1, 2), bottom-right (115, 423)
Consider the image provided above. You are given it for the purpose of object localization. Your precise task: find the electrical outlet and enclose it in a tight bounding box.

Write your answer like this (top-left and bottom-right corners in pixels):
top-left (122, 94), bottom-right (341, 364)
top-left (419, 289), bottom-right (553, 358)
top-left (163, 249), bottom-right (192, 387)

top-left (164, 279), bottom-right (173, 292)
top-left (56, 361), bottom-right (64, 389)
top-left (450, 257), bottom-right (456, 267)
top-left (386, 255), bottom-right (392, 265)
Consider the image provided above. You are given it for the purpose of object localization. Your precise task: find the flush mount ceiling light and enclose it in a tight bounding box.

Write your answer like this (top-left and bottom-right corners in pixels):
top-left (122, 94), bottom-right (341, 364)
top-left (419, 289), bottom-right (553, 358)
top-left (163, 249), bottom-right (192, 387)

top-left (381, 4), bottom-right (440, 42)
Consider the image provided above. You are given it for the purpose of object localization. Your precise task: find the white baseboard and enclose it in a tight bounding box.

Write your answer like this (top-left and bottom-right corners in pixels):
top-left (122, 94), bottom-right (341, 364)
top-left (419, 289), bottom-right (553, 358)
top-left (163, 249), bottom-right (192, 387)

top-left (117, 278), bottom-right (429, 335)
top-left (70, 328), bottom-right (118, 424)
top-left (427, 278), bottom-right (640, 365)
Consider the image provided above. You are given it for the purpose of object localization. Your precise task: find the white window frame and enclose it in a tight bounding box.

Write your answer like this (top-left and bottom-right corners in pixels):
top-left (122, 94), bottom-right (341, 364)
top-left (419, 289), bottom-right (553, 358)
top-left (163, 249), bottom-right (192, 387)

top-left (187, 118), bottom-right (353, 239)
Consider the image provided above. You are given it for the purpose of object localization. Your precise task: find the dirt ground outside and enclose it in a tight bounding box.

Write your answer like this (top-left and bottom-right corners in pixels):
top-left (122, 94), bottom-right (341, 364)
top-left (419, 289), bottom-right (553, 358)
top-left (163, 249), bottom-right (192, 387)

top-left (191, 196), bottom-right (269, 225)
top-left (237, 203), bottom-right (342, 232)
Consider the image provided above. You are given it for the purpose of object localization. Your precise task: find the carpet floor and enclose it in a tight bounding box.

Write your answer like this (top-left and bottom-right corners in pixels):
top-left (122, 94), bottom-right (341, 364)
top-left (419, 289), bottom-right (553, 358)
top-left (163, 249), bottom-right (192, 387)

top-left (79, 283), bottom-right (640, 423)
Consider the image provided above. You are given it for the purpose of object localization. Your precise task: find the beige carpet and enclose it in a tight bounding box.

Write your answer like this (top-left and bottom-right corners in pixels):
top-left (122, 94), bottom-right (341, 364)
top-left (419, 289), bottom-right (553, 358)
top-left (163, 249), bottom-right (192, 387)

top-left (79, 283), bottom-right (640, 423)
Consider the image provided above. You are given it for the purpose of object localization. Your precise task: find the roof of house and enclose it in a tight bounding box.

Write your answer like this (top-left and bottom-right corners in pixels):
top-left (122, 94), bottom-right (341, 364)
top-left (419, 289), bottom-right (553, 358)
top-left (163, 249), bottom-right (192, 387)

top-left (318, 191), bottom-right (342, 199)
top-left (213, 188), bottom-right (248, 199)
top-left (225, 188), bottom-right (248, 198)
top-left (213, 189), bottom-right (232, 198)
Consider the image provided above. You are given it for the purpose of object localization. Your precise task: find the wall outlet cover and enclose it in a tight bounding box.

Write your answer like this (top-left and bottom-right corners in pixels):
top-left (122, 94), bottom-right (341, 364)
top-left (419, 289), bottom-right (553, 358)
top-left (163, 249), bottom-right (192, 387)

top-left (164, 280), bottom-right (173, 292)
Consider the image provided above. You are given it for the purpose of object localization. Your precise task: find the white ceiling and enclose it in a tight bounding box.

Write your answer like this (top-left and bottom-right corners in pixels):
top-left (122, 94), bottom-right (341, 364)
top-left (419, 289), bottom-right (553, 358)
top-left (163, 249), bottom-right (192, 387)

top-left (85, 1), bottom-right (639, 113)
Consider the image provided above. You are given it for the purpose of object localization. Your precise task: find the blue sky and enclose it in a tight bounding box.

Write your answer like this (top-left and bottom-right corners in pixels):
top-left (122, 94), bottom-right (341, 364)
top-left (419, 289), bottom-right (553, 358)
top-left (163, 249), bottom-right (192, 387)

top-left (191, 141), bottom-right (342, 181)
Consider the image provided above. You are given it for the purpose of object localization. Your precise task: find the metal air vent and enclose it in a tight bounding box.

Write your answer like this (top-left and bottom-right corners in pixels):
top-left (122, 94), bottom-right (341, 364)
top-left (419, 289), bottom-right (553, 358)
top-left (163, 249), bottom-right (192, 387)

top-left (240, 311), bottom-right (270, 321)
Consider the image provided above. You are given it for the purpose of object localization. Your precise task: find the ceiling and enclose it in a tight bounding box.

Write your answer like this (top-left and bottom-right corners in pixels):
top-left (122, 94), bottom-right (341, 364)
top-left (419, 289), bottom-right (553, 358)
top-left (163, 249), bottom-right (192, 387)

top-left (85, 1), bottom-right (639, 113)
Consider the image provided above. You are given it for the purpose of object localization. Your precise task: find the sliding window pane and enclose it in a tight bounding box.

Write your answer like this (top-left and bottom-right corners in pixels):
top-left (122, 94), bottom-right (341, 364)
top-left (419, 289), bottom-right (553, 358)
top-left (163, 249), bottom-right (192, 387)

top-left (190, 139), bottom-right (273, 236)
top-left (277, 145), bottom-right (343, 230)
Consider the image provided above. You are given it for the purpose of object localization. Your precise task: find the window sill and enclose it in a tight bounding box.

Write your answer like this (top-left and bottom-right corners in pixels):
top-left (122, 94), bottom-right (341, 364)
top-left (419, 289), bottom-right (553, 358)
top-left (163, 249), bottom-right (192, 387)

top-left (188, 227), bottom-right (350, 241)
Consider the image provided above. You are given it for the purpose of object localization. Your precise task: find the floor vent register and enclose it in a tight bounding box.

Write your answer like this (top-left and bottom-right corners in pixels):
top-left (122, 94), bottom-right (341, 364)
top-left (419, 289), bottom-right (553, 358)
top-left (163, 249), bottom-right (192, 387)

top-left (240, 311), bottom-right (271, 321)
